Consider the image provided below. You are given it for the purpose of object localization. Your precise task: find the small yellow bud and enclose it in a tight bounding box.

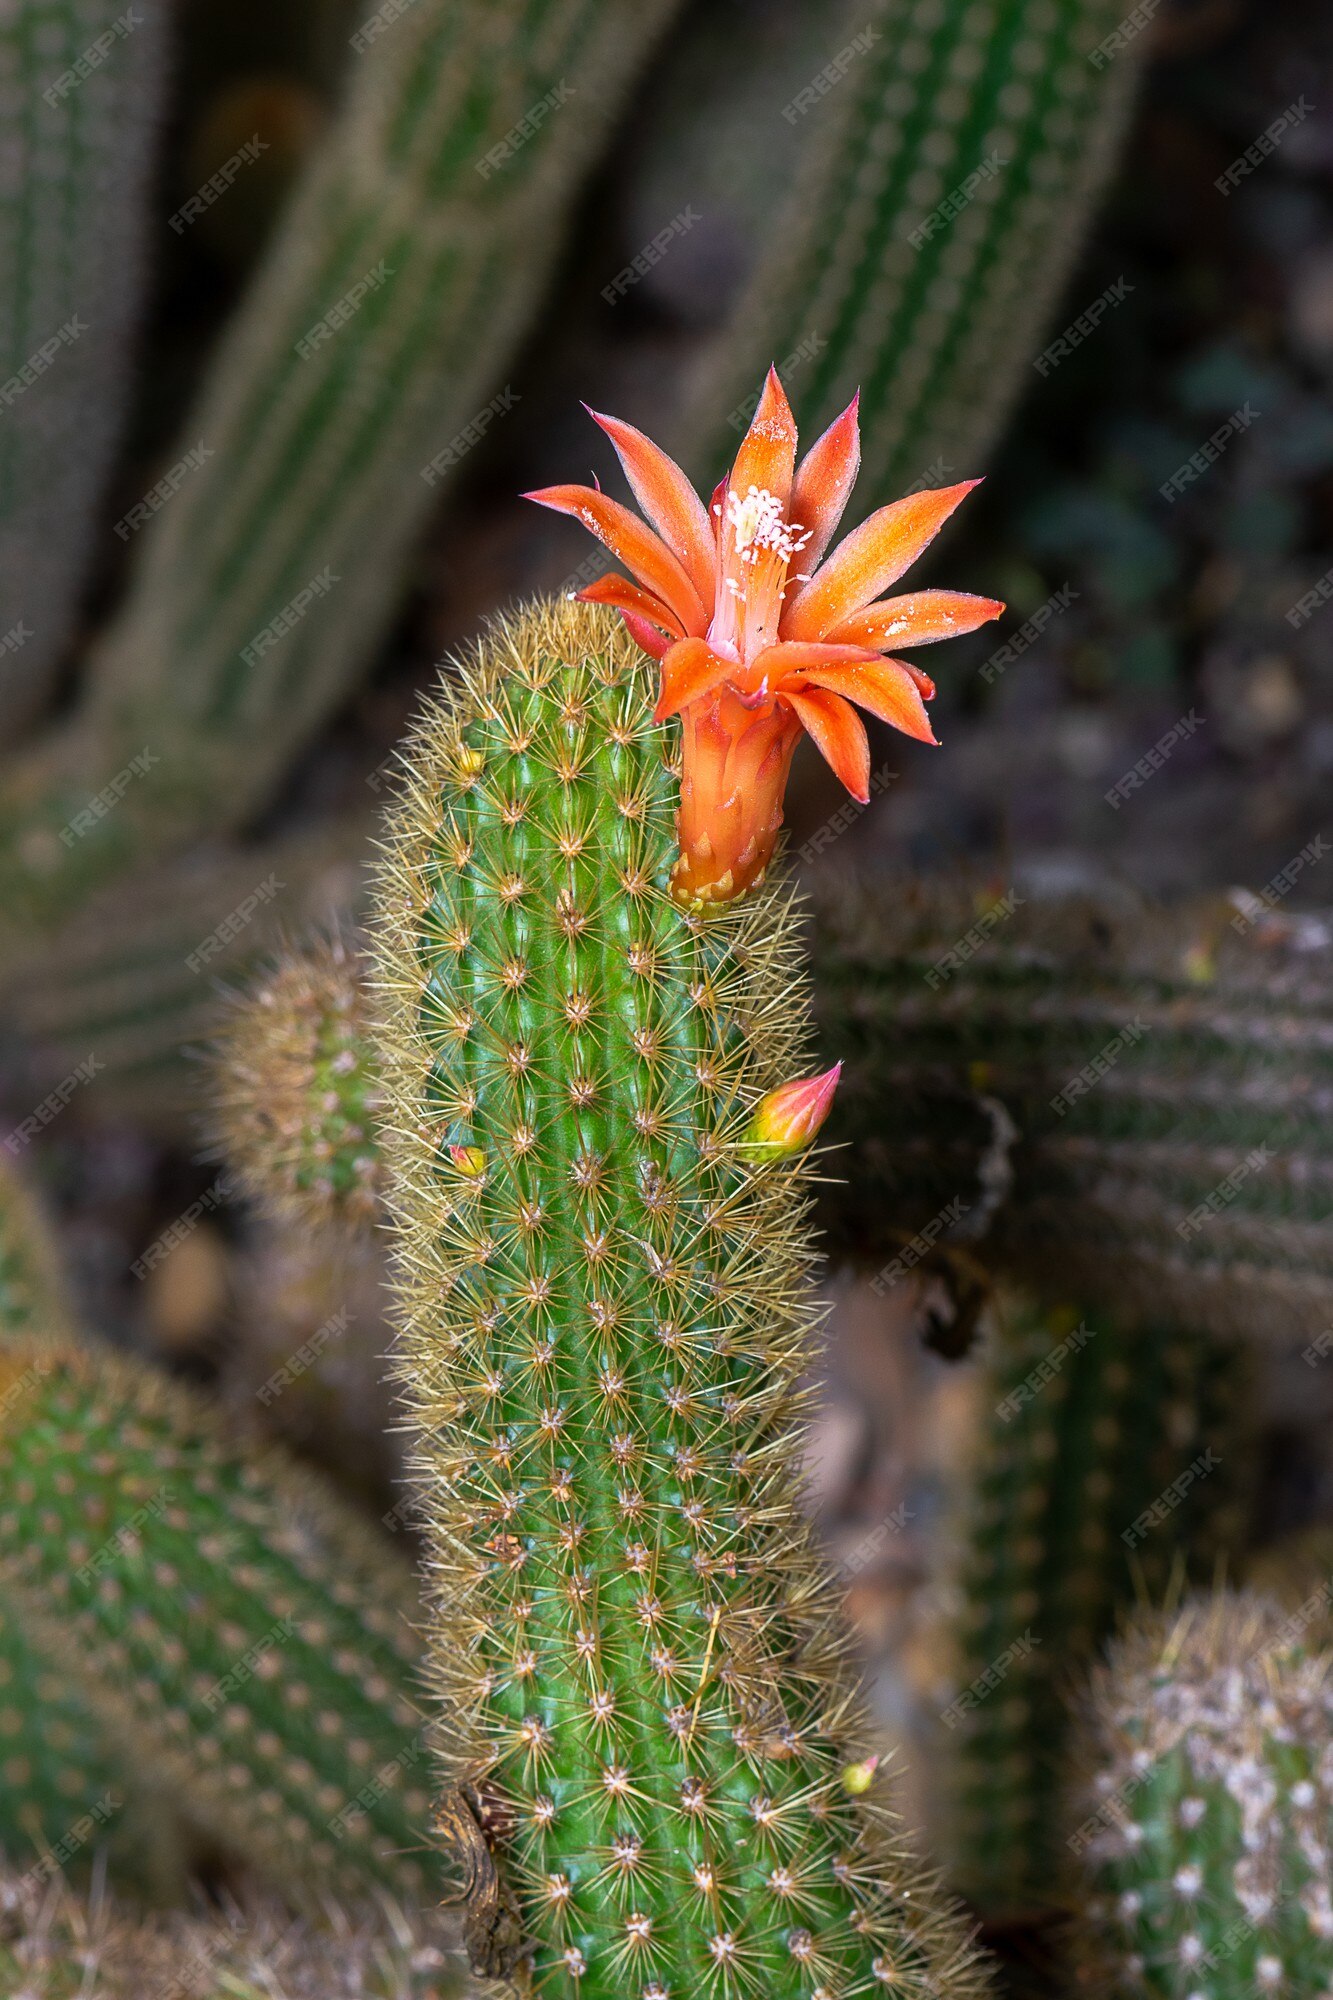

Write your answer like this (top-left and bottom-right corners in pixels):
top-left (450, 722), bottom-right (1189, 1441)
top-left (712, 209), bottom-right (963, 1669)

top-left (841, 1755), bottom-right (879, 1796)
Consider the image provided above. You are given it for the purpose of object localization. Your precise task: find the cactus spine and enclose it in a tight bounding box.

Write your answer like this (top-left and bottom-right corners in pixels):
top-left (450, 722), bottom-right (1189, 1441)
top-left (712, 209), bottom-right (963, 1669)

top-left (945, 1297), bottom-right (1252, 1917)
top-left (1071, 1593), bottom-right (1333, 2000)
top-left (680, 0), bottom-right (1143, 503)
top-left (0, 0), bottom-right (167, 735)
top-left (373, 599), bottom-right (985, 1997)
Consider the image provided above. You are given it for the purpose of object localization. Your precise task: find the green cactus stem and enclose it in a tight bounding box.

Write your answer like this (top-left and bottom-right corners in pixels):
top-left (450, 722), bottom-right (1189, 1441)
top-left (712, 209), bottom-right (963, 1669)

top-left (810, 871), bottom-right (1333, 1348)
top-left (0, 0), bottom-right (681, 943)
top-left (1071, 1592), bottom-right (1333, 2000)
top-left (0, 0), bottom-right (168, 737)
top-left (372, 598), bottom-right (987, 1998)
top-left (945, 1295), bottom-right (1252, 1918)
top-left (0, 1334), bottom-right (442, 1908)
top-left (679, 0), bottom-right (1144, 505)
top-left (213, 932), bottom-right (383, 1229)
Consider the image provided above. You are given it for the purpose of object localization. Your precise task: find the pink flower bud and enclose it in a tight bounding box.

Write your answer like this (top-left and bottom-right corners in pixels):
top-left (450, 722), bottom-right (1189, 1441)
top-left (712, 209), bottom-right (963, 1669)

top-left (741, 1064), bottom-right (841, 1156)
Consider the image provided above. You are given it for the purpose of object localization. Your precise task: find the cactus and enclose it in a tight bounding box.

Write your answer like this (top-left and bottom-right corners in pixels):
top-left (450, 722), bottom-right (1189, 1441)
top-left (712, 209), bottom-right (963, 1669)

top-left (1070, 1592), bottom-right (1333, 2000)
top-left (0, 1152), bottom-right (76, 1341)
top-left (0, 1865), bottom-right (462, 1999)
top-left (0, 0), bottom-right (681, 942)
top-left (0, 1333), bottom-right (442, 1908)
top-left (678, 0), bottom-right (1144, 505)
top-left (214, 932), bottom-right (383, 1230)
top-left (944, 1295), bottom-right (1252, 1918)
top-left (200, 872), bottom-right (1333, 1351)
top-left (0, 0), bottom-right (168, 737)
top-left (810, 871), bottom-right (1333, 1347)
top-left (371, 597), bottom-right (987, 1997)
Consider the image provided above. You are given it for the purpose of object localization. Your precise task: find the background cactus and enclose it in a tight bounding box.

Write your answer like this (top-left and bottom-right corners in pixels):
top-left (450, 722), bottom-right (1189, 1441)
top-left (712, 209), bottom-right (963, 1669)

top-left (373, 598), bottom-right (987, 1996)
top-left (214, 931), bottom-right (383, 1229)
top-left (942, 1295), bottom-right (1253, 1918)
top-left (677, 0), bottom-right (1145, 503)
top-left (0, 0), bottom-right (168, 737)
top-left (0, 1328), bottom-right (441, 1907)
top-left (1070, 1592), bottom-right (1333, 2000)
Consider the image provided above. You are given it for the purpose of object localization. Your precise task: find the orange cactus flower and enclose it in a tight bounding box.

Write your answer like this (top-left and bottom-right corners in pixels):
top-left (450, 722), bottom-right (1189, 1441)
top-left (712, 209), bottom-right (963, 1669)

top-left (526, 368), bottom-right (1002, 905)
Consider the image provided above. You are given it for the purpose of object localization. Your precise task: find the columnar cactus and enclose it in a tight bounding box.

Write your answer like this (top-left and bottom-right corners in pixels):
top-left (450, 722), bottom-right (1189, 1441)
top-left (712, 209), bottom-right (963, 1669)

top-left (1071, 1593), bottom-right (1333, 2000)
top-left (0, 1334), bottom-right (440, 1906)
top-left (214, 931), bottom-right (383, 1229)
top-left (945, 1296), bottom-right (1252, 1916)
top-left (373, 596), bottom-right (989, 1996)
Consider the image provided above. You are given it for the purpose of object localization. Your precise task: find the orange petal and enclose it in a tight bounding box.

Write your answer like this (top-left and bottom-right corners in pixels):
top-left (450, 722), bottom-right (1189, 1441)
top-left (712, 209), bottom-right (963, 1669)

top-left (524, 483), bottom-right (708, 637)
top-left (783, 685), bottom-right (871, 801)
top-left (622, 611), bottom-right (673, 661)
top-left (828, 588), bottom-right (1004, 650)
top-left (588, 410), bottom-right (716, 616)
top-left (577, 571), bottom-right (684, 639)
top-left (654, 637), bottom-right (736, 723)
top-left (783, 481), bottom-right (982, 642)
top-left (790, 394), bottom-right (861, 570)
top-left (796, 656), bottom-right (938, 746)
top-left (751, 639), bottom-right (883, 687)
top-left (727, 366), bottom-right (799, 510)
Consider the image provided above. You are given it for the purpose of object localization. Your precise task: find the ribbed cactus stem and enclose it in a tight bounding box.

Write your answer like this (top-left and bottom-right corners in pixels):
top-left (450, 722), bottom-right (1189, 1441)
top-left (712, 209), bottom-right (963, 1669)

top-left (946, 1295), bottom-right (1252, 1916)
top-left (0, 0), bottom-right (680, 941)
top-left (810, 872), bottom-right (1333, 1345)
top-left (214, 932), bottom-right (383, 1228)
top-left (0, 0), bottom-right (167, 735)
top-left (0, 1335), bottom-right (440, 1907)
top-left (373, 600), bottom-right (985, 1998)
top-left (679, 0), bottom-right (1144, 503)
top-left (1072, 1593), bottom-right (1333, 2000)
